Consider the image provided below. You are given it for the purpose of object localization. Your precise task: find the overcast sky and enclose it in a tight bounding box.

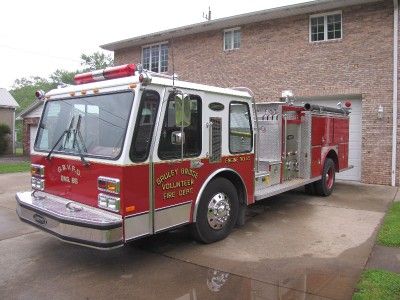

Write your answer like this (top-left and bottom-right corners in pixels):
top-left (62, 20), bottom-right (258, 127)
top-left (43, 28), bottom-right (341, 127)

top-left (0, 0), bottom-right (309, 90)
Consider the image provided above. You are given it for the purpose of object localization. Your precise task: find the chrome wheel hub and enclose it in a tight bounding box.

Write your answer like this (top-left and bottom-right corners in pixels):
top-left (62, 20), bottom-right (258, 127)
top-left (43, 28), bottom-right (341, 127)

top-left (207, 193), bottom-right (231, 230)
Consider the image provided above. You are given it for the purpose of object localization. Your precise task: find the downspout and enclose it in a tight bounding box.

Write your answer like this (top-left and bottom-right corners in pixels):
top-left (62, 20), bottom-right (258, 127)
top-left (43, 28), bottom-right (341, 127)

top-left (13, 109), bottom-right (16, 154)
top-left (392, 0), bottom-right (398, 186)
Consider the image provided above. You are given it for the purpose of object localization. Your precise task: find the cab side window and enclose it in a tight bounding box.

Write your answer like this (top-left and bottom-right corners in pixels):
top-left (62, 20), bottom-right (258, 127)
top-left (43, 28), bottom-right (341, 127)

top-left (130, 90), bottom-right (160, 162)
top-left (158, 94), bottom-right (202, 159)
top-left (229, 102), bottom-right (252, 153)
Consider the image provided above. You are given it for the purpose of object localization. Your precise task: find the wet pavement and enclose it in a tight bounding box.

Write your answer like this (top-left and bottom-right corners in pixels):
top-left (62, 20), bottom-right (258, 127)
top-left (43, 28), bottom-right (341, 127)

top-left (0, 173), bottom-right (396, 300)
top-left (366, 245), bottom-right (400, 273)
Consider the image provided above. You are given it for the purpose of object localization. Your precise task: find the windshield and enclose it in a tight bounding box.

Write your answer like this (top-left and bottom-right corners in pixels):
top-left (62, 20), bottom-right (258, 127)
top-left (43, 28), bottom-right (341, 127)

top-left (35, 91), bottom-right (134, 159)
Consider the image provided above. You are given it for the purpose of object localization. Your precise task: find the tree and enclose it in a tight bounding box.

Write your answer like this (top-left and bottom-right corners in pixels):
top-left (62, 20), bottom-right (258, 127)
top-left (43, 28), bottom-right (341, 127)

top-left (80, 51), bottom-right (113, 71)
top-left (49, 69), bottom-right (77, 85)
top-left (10, 77), bottom-right (56, 113)
top-left (0, 123), bottom-right (11, 155)
top-left (9, 51), bottom-right (114, 143)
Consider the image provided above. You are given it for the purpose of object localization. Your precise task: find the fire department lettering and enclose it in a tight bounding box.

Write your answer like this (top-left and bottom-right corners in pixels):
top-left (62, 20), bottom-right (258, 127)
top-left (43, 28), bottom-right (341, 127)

top-left (224, 155), bottom-right (251, 164)
top-left (57, 164), bottom-right (81, 176)
top-left (57, 164), bottom-right (81, 185)
top-left (162, 179), bottom-right (194, 190)
top-left (156, 169), bottom-right (178, 185)
top-left (156, 168), bottom-right (198, 200)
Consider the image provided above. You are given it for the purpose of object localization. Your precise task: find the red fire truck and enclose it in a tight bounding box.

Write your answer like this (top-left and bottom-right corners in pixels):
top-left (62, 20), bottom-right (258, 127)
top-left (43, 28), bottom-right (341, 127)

top-left (16, 64), bottom-right (351, 249)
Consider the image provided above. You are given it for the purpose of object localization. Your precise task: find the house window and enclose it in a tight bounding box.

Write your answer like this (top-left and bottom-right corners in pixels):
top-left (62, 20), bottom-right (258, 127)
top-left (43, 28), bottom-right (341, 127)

top-left (224, 28), bottom-right (241, 50)
top-left (310, 11), bottom-right (342, 42)
top-left (142, 43), bottom-right (168, 73)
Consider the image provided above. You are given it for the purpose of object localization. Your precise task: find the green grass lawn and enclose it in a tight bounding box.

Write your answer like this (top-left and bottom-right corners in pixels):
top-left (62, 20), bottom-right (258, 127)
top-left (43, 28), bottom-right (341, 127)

top-left (353, 269), bottom-right (400, 300)
top-left (378, 202), bottom-right (400, 247)
top-left (0, 162), bottom-right (30, 174)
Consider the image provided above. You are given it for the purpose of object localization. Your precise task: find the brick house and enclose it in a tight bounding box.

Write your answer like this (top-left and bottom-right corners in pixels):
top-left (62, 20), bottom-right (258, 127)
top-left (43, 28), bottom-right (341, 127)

top-left (102, 0), bottom-right (398, 185)
top-left (17, 101), bottom-right (43, 156)
top-left (0, 88), bottom-right (19, 154)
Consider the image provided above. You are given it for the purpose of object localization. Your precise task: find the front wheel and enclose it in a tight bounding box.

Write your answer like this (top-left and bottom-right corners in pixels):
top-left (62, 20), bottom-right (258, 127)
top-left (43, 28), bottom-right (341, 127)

top-left (314, 158), bottom-right (336, 197)
top-left (191, 177), bottom-right (239, 243)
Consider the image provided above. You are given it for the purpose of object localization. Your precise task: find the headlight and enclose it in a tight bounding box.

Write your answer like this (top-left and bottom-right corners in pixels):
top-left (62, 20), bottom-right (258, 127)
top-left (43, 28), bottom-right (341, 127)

top-left (31, 177), bottom-right (45, 191)
top-left (98, 193), bottom-right (120, 212)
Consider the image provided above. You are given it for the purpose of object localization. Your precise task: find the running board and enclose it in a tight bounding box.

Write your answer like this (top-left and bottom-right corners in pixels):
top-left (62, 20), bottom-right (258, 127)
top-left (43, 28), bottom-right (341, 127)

top-left (254, 177), bottom-right (321, 201)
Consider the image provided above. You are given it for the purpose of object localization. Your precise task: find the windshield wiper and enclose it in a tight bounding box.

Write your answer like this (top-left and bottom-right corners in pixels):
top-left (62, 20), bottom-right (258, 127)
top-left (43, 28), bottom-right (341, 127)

top-left (46, 116), bottom-right (75, 161)
top-left (72, 115), bottom-right (90, 167)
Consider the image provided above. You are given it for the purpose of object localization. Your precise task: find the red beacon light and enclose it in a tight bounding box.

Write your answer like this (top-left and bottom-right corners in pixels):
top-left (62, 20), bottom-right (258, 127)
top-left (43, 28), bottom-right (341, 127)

top-left (35, 90), bottom-right (45, 100)
top-left (345, 100), bottom-right (352, 108)
top-left (74, 64), bottom-right (136, 85)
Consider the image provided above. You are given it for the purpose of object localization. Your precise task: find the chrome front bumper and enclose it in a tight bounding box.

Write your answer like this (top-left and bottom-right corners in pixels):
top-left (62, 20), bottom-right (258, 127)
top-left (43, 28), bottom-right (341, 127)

top-left (16, 191), bottom-right (123, 249)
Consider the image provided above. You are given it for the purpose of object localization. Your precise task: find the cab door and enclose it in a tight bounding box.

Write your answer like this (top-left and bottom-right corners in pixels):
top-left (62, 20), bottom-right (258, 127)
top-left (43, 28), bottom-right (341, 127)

top-left (152, 89), bottom-right (204, 233)
top-left (123, 89), bottom-right (162, 242)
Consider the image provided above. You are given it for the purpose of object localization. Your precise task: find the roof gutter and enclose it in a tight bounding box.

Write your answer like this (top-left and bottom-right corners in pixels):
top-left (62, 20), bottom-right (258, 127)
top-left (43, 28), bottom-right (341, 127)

top-left (392, 0), bottom-right (398, 186)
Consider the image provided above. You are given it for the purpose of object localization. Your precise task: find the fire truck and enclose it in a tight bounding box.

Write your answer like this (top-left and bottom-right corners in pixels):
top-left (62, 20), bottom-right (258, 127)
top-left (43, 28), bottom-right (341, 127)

top-left (16, 64), bottom-right (351, 249)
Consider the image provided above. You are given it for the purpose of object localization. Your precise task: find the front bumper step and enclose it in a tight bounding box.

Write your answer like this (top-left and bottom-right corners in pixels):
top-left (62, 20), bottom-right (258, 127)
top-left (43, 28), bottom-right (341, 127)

top-left (16, 191), bottom-right (123, 249)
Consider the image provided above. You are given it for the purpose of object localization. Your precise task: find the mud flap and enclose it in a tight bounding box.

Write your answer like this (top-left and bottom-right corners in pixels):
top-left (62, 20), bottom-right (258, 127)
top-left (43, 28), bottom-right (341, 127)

top-left (236, 203), bottom-right (247, 227)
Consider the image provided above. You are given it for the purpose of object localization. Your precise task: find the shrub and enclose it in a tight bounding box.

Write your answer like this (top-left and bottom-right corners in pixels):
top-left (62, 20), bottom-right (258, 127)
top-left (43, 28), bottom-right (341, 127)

top-left (0, 123), bottom-right (11, 155)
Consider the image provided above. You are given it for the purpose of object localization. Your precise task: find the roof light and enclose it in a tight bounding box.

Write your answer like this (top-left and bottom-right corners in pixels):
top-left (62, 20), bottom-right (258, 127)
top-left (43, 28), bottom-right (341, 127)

top-left (139, 73), bottom-right (152, 85)
top-left (74, 64), bottom-right (136, 85)
top-left (35, 90), bottom-right (45, 100)
top-left (104, 64), bottom-right (135, 80)
top-left (345, 101), bottom-right (352, 108)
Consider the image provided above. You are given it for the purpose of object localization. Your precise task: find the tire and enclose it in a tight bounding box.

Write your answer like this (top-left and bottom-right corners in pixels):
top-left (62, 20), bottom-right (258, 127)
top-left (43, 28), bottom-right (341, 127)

top-left (314, 158), bottom-right (336, 197)
top-left (191, 177), bottom-right (239, 243)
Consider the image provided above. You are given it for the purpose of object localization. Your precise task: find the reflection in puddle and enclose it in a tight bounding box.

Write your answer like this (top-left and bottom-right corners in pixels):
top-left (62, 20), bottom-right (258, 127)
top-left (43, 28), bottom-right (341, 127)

top-left (206, 269), bottom-right (230, 292)
top-left (173, 267), bottom-right (336, 300)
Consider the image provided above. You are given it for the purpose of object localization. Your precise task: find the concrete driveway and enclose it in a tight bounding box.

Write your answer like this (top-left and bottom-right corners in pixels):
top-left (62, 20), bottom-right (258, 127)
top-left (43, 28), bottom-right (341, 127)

top-left (0, 172), bottom-right (396, 300)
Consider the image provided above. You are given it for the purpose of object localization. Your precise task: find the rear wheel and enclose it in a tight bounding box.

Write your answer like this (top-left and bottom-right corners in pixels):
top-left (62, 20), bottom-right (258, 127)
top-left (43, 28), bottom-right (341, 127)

top-left (314, 158), bottom-right (335, 196)
top-left (191, 177), bottom-right (239, 243)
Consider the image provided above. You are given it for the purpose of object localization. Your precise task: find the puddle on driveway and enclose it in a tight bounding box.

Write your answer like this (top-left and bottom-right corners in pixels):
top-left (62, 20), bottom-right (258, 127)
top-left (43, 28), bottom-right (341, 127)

top-left (1, 182), bottom-right (390, 300)
top-left (1, 232), bottom-right (331, 300)
top-left (136, 227), bottom-right (368, 300)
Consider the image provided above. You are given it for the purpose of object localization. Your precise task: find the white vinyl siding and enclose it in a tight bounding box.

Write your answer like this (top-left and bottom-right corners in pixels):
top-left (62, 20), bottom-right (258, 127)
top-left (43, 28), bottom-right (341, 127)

top-left (30, 125), bottom-right (38, 153)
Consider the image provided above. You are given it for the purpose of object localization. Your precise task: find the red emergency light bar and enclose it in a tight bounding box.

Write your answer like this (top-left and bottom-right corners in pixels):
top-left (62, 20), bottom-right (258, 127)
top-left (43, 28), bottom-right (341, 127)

top-left (74, 64), bottom-right (136, 85)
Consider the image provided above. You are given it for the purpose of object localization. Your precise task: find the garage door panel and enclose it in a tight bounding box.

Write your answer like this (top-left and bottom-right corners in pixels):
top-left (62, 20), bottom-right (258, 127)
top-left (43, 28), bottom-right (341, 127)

top-left (339, 166), bottom-right (361, 181)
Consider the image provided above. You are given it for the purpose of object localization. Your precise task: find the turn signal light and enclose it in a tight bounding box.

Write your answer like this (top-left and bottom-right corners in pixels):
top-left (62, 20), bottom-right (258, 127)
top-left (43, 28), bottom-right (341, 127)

top-left (31, 164), bottom-right (45, 178)
top-left (98, 176), bottom-right (120, 194)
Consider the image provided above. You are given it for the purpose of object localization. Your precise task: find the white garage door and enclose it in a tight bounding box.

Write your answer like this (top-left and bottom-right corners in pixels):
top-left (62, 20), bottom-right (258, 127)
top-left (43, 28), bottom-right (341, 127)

top-left (30, 125), bottom-right (38, 153)
top-left (303, 97), bottom-right (362, 181)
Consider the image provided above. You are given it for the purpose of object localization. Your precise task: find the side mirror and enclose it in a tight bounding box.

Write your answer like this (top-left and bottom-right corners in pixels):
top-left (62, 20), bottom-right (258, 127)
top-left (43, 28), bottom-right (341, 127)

top-left (171, 131), bottom-right (185, 145)
top-left (175, 94), bottom-right (191, 127)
